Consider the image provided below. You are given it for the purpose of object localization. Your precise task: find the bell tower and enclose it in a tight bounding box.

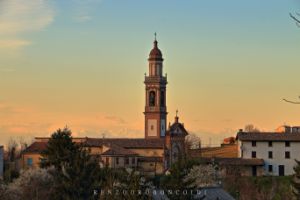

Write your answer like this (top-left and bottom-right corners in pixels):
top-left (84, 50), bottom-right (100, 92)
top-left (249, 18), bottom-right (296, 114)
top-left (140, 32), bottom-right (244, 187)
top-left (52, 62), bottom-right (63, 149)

top-left (144, 34), bottom-right (167, 139)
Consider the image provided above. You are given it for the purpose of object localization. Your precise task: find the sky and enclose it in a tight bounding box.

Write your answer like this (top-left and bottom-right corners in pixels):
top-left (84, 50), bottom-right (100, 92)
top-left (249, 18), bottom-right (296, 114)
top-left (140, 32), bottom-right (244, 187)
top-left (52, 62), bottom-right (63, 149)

top-left (0, 0), bottom-right (300, 146)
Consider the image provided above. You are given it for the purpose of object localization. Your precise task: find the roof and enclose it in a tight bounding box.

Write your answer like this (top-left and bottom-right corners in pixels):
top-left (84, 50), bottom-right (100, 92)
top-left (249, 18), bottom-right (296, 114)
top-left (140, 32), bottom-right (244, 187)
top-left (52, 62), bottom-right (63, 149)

top-left (168, 116), bottom-right (188, 137)
top-left (195, 187), bottom-right (235, 200)
top-left (23, 138), bottom-right (165, 154)
top-left (148, 40), bottom-right (163, 61)
top-left (200, 157), bottom-right (264, 166)
top-left (101, 144), bottom-right (138, 156)
top-left (23, 142), bottom-right (47, 153)
top-left (217, 158), bottom-right (264, 166)
top-left (85, 138), bottom-right (164, 149)
top-left (189, 144), bottom-right (238, 158)
top-left (138, 156), bottom-right (163, 162)
top-left (237, 131), bottom-right (300, 141)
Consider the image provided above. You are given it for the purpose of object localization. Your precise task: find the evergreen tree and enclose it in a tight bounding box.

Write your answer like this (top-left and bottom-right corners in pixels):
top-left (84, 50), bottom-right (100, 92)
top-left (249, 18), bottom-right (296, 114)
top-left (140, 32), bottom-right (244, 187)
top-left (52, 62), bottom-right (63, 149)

top-left (160, 159), bottom-right (200, 200)
top-left (41, 127), bottom-right (101, 200)
top-left (40, 127), bottom-right (78, 170)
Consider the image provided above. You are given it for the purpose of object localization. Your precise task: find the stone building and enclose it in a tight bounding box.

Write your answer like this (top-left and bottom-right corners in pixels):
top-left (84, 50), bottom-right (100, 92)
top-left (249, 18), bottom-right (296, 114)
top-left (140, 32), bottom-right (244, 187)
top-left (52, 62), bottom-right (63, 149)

top-left (237, 129), bottom-right (300, 176)
top-left (22, 37), bottom-right (188, 175)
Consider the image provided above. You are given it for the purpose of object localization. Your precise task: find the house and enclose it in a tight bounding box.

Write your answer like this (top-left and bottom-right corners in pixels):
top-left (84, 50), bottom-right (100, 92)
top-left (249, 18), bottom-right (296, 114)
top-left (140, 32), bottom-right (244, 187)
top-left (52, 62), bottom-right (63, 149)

top-left (0, 146), bottom-right (3, 179)
top-left (237, 129), bottom-right (300, 176)
top-left (21, 38), bottom-right (189, 176)
top-left (188, 140), bottom-right (264, 177)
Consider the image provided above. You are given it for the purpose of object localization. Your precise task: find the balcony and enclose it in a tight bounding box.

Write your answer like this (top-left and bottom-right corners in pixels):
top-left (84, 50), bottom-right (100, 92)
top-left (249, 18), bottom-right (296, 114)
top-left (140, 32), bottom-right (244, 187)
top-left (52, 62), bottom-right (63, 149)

top-left (144, 76), bottom-right (167, 84)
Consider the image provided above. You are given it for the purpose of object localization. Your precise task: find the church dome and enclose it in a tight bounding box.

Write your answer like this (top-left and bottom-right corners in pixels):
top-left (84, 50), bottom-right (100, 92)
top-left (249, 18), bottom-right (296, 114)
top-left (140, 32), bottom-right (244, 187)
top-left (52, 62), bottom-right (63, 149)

top-left (148, 40), bottom-right (163, 61)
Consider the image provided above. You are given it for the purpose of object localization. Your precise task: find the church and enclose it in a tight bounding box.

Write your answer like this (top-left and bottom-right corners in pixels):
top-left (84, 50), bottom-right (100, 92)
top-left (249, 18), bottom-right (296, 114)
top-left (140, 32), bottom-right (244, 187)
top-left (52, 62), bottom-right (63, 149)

top-left (21, 37), bottom-right (189, 175)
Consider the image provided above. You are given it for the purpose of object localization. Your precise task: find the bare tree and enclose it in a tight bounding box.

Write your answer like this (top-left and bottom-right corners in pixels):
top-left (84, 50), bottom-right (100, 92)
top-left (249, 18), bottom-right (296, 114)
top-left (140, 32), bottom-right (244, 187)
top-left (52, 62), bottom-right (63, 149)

top-left (244, 124), bottom-right (260, 132)
top-left (3, 168), bottom-right (55, 200)
top-left (183, 164), bottom-right (219, 188)
top-left (7, 138), bottom-right (18, 162)
top-left (283, 96), bottom-right (300, 104)
top-left (290, 12), bottom-right (300, 27)
top-left (185, 133), bottom-right (201, 149)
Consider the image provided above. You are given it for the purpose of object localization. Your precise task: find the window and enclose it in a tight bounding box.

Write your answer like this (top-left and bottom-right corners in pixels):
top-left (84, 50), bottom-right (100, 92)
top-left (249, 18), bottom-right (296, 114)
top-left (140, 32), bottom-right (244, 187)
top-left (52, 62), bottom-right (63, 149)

top-left (268, 151), bottom-right (273, 159)
top-left (149, 91), bottom-right (156, 107)
top-left (285, 141), bottom-right (290, 147)
top-left (252, 151), bottom-right (256, 158)
top-left (285, 151), bottom-right (290, 159)
top-left (105, 157), bottom-right (109, 165)
top-left (279, 165), bottom-right (285, 176)
top-left (27, 158), bottom-right (33, 166)
top-left (116, 157), bottom-right (119, 165)
top-left (125, 157), bottom-right (129, 165)
top-left (252, 141), bottom-right (256, 147)
top-left (160, 91), bottom-right (165, 107)
top-left (252, 166), bottom-right (257, 176)
top-left (268, 165), bottom-right (273, 172)
top-left (268, 141), bottom-right (272, 147)
top-left (131, 157), bottom-right (135, 165)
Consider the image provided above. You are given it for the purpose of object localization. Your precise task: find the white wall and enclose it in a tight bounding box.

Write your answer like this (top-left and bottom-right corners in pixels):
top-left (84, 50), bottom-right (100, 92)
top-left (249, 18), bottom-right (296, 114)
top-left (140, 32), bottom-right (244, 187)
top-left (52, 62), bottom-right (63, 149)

top-left (239, 141), bottom-right (300, 176)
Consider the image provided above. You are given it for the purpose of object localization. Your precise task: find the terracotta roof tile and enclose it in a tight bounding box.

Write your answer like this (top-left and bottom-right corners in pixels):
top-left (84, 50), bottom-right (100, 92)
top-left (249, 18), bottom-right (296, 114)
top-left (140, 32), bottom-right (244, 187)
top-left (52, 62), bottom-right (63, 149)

top-left (85, 138), bottom-right (164, 149)
top-left (237, 132), bottom-right (300, 141)
top-left (101, 144), bottom-right (138, 156)
top-left (23, 142), bottom-right (47, 153)
top-left (189, 145), bottom-right (238, 158)
top-left (23, 138), bottom-right (165, 154)
top-left (201, 157), bottom-right (264, 166)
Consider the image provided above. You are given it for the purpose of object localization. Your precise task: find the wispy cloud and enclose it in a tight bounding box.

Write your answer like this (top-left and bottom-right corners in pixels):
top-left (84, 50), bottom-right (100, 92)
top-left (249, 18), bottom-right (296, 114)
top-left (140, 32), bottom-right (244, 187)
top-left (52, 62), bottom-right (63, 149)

top-left (0, 0), bottom-right (55, 50)
top-left (71, 0), bottom-right (102, 23)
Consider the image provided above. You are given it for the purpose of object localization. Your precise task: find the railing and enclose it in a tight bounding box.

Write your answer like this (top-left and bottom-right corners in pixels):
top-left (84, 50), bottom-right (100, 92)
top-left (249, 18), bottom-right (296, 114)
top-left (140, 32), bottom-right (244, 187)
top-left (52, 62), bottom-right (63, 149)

top-left (144, 76), bottom-right (167, 84)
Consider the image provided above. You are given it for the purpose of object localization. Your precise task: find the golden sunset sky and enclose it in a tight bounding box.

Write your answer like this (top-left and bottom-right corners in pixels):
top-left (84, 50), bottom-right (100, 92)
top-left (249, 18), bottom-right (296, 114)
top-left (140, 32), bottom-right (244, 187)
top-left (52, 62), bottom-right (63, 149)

top-left (0, 0), bottom-right (300, 146)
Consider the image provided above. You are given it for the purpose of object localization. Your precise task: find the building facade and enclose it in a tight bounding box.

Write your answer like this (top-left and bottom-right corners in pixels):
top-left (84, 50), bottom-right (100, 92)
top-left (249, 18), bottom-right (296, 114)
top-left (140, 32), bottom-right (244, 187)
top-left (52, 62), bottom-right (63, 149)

top-left (237, 130), bottom-right (300, 176)
top-left (22, 38), bottom-right (188, 175)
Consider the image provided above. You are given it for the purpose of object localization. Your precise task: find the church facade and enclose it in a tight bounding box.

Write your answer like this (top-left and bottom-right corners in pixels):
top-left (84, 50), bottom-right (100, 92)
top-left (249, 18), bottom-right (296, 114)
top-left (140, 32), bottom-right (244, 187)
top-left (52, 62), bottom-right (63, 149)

top-left (22, 38), bottom-right (189, 176)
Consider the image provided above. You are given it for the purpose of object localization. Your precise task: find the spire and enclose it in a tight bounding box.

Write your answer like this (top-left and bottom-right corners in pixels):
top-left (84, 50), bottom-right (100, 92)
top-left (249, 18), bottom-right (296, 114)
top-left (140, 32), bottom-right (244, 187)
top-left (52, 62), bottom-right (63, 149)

top-left (149, 33), bottom-right (163, 61)
top-left (175, 109), bottom-right (179, 123)
top-left (153, 32), bottom-right (158, 48)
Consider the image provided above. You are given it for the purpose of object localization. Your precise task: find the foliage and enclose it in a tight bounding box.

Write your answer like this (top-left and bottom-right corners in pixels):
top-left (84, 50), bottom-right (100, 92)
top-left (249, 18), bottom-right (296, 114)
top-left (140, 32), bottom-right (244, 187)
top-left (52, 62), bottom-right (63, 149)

top-left (293, 159), bottom-right (300, 199)
top-left (99, 167), bottom-right (153, 200)
top-left (223, 176), bottom-right (294, 200)
top-left (40, 127), bottom-right (101, 200)
top-left (3, 166), bottom-right (19, 183)
top-left (2, 168), bottom-right (55, 200)
top-left (40, 127), bottom-right (79, 170)
top-left (183, 164), bottom-right (218, 188)
top-left (160, 159), bottom-right (202, 200)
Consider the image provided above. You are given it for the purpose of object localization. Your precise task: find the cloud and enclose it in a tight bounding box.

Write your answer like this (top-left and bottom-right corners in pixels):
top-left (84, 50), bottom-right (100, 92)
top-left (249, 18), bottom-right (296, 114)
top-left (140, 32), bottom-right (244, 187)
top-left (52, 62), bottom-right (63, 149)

top-left (0, 39), bottom-right (31, 49)
top-left (105, 115), bottom-right (126, 124)
top-left (0, 101), bottom-right (144, 145)
top-left (74, 15), bottom-right (92, 23)
top-left (71, 0), bottom-right (102, 22)
top-left (0, 0), bottom-right (55, 51)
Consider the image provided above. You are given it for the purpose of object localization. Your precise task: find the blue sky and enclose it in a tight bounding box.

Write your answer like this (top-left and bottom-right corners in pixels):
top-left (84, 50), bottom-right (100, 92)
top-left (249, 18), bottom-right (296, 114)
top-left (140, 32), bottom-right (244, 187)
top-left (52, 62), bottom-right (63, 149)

top-left (0, 0), bottom-right (299, 146)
